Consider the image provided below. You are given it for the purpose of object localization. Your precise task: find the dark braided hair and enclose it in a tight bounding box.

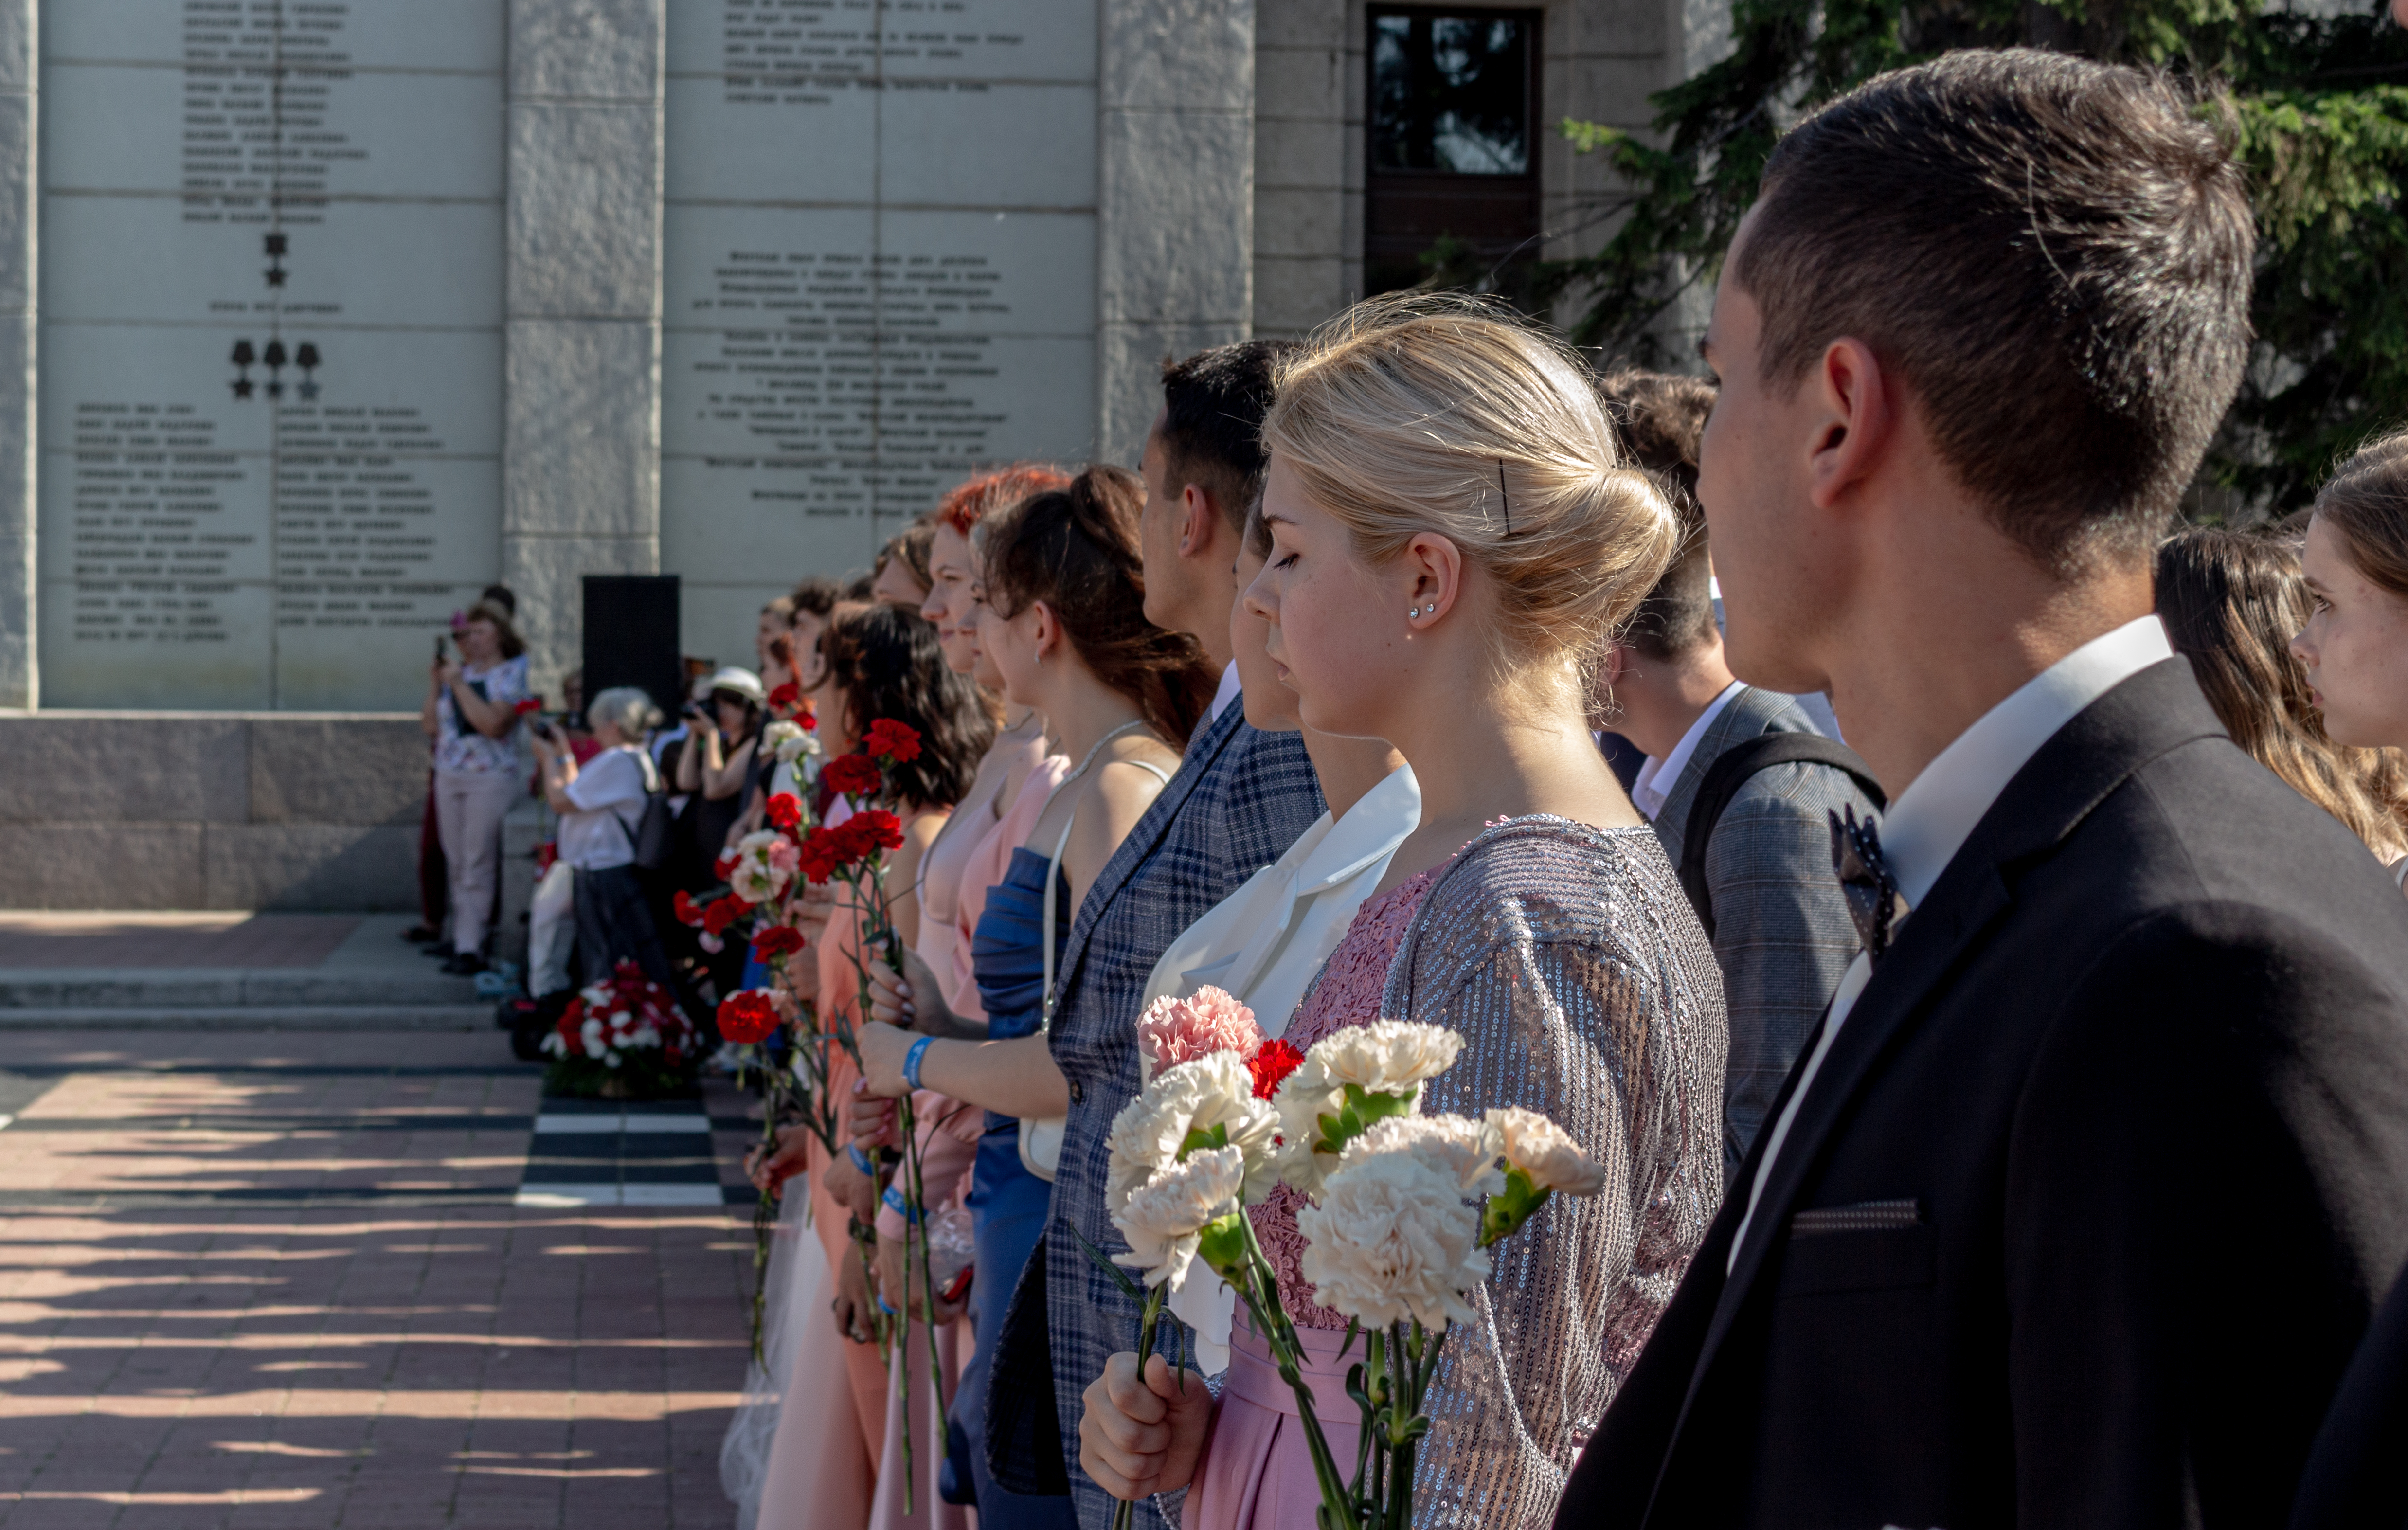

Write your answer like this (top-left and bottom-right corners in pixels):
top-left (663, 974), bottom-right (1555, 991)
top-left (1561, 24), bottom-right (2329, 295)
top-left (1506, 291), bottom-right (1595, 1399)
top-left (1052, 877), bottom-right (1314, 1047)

top-left (822, 603), bottom-right (993, 811)
top-left (980, 464), bottom-right (1217, 745)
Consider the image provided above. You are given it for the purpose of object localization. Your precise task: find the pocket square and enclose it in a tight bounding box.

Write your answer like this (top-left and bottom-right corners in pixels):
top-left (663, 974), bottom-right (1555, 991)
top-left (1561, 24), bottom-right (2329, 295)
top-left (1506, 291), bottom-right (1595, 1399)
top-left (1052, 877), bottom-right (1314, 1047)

top-left (1792, 1198), bottom-right (1922, 1236)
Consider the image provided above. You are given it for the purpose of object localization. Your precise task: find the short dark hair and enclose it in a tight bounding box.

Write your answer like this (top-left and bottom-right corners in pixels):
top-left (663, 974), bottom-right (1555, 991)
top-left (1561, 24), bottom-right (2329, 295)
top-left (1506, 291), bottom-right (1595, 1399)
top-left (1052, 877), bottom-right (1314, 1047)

top-left (822, 603), bottom-right (993, 812)
top-left (1602, 371), bottom-right (1720, 660)
top-left (1157, 339), bottom-right (1305, 536)
top-left (1737, 49), bottom-right (2253, 571)
top-left (789, 576), bottom-right (841, 620)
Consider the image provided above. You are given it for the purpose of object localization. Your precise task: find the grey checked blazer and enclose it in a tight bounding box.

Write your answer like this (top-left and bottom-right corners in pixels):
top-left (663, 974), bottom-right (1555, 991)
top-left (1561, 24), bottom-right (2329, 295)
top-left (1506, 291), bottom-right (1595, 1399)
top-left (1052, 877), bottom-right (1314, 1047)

top-left (989, 701), bottom-right (1323, 1529)
top-left (1648, 684), bottom-right (1878, 1181)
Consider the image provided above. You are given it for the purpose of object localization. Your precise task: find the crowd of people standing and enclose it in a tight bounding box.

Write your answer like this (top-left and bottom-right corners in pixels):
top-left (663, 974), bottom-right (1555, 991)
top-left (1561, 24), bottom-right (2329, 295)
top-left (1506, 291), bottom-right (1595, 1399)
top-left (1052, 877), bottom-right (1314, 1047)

top-left (446, 42), bottom-right (2408, 1530)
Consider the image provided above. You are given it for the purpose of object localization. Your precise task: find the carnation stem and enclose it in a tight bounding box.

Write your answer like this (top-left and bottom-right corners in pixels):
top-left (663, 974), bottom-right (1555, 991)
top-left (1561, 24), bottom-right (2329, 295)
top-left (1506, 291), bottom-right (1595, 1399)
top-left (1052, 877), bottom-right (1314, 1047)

top-left (1110, 1280), bottom-right (1170, 1530)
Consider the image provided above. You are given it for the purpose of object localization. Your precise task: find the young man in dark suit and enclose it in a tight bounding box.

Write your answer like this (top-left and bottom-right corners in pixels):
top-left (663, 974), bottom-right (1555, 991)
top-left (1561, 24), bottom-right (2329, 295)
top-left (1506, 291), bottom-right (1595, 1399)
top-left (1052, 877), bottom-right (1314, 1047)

top-left (1554, 49), bottom-right (2408, 1530)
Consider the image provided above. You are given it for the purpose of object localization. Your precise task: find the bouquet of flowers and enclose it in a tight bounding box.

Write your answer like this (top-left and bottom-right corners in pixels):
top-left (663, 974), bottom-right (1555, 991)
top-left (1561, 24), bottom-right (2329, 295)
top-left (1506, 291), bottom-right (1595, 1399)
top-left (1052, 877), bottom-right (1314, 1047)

top-left (1092, 994), bottom-right (1603, 1530)
top-left (539, 960), bottom-right (702, 1099)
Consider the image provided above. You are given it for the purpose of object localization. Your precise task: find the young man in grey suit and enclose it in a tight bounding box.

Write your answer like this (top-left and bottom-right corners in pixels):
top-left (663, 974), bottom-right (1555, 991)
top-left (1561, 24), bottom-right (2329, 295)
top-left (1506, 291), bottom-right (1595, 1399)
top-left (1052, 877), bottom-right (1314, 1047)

top-left (1556, 50), bottom-right (2408, 1529)
top-left (1599, 372), bottom-right (1880, 1180)
top-left (982, 341), bottom-right (1326, 1530)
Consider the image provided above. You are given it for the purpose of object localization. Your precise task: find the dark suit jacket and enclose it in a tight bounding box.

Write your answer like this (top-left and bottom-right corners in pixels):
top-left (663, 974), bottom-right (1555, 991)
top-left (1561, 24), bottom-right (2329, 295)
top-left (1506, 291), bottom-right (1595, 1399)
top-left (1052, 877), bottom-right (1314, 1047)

top-left (2290, 1259), bottom-right (2408, 1529)
top-left (1556, 658), bottom-right (2408, 1530)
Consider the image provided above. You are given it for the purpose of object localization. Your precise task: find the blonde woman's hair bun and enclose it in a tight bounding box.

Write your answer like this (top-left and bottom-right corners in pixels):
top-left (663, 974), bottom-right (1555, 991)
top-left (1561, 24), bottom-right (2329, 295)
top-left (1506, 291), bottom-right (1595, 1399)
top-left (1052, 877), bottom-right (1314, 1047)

top-left (1262, 292), bottom-right (1681, 676)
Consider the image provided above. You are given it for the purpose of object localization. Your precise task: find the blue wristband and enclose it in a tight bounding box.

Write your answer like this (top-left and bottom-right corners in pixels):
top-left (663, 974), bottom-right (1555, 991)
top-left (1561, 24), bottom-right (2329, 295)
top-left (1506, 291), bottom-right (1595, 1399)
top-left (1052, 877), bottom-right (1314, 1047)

top-left (846, 1142), bottom-right (877, 1177)
top-left (881, 1185), bottom-right (926, 1224)
top-left (877, 1295), bottom-right (899, 1317)
top-left (902, 1034), bottom-right (935, 1093)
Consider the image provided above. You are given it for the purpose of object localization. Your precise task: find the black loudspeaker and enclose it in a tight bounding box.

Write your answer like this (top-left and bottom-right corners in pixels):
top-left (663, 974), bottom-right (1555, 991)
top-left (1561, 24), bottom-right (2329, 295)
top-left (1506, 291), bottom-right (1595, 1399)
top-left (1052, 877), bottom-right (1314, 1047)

top-left (582, 575), bottom-right (682, 719)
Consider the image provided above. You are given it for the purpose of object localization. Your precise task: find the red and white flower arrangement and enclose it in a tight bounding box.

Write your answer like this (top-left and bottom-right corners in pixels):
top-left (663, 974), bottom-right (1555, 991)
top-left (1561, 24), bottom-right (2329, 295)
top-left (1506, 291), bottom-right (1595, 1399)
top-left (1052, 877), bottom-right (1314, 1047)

top-left (539, 960), bottom-right (701, 1098)
top-left (1092, 1000), bottom-right (1603, 1530)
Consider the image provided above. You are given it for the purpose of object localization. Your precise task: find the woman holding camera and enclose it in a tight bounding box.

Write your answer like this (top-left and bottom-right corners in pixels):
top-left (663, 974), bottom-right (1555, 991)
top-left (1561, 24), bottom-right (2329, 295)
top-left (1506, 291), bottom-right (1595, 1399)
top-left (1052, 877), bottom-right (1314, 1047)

top-left (420, 600), bottom-right (530, 976)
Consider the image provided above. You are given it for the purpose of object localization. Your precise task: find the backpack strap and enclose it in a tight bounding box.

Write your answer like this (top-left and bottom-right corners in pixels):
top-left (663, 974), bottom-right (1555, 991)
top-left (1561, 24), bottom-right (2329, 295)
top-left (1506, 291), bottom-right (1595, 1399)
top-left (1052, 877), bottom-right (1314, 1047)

top-left (1677, 731), bottom-right (1887, 939)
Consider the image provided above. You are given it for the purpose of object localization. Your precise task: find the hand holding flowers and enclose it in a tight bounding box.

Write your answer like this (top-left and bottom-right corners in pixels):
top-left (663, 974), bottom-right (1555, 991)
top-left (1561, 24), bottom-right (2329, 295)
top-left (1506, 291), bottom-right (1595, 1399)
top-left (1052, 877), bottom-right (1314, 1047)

top-left (1080, 1011), bottom-right (1607, 1530)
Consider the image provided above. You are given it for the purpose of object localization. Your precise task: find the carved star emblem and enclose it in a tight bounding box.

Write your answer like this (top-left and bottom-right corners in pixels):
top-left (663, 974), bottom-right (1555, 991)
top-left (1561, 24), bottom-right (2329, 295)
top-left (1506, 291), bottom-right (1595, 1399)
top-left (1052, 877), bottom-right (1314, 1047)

top-left (231, 377), bottom-right (254, 399)
top-left (265, 265), bottom-right (287, 288)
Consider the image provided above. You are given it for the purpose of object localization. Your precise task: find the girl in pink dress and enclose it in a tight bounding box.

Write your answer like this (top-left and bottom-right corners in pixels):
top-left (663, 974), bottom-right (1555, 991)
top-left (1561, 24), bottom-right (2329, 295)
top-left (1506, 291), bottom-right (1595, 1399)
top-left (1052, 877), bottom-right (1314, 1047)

top-left (1078, 300), bottom-right (1729, 1529)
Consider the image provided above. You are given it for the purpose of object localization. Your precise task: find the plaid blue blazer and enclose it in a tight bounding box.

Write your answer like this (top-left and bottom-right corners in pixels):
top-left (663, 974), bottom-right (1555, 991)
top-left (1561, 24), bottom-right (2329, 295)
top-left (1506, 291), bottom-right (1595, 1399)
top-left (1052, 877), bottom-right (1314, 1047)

top-left (989, 702), bottom-right (1324, 1528)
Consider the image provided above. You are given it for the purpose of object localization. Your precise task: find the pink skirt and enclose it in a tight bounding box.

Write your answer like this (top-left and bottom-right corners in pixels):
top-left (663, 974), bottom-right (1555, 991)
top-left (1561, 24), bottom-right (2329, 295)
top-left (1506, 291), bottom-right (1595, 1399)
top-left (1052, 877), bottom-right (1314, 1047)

top-left (1184, 1320), bottom-right (1363, 1530)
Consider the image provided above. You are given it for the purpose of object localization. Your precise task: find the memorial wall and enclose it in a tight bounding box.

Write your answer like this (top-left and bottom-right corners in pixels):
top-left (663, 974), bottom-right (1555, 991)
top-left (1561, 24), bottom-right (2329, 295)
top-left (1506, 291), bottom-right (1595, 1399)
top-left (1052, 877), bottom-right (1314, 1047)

top-left (30, 0), bottom-right (1103, 708)
top-left (37, 0), bottom-right (507, 711)
top-left (661, 0), bottom-right (1099, 674)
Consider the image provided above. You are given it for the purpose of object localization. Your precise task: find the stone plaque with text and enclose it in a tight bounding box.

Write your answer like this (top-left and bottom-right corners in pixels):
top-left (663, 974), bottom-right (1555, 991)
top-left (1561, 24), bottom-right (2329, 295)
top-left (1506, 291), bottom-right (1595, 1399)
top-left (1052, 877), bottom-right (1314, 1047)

top-left (663, 0), bottom-right (1099, 670)
top-left (37, 0), bottom-right (505, 710)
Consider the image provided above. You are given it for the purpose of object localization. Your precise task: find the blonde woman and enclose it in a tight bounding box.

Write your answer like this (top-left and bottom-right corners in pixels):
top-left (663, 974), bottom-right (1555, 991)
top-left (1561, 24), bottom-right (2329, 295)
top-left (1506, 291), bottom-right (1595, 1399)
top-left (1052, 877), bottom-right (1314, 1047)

top-left (1078, 297), bottom-right (1729, 1529)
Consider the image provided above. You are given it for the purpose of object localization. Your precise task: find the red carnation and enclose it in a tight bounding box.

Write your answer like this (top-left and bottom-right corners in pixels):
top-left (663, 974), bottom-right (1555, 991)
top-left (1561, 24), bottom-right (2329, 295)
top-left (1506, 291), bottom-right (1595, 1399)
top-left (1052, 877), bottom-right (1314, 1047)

top-left (718, 990), bottom-right (780, 1044)
top-left (864, 718), bottom-right (922, 763)
top-left (798, 827), bottom-right (847, 884)
top-left (823, 753), bottom-right (882, 799)
top-left (513, 697), bottom-right (543, 716)
top-left (714, 847), bottom-right (739, 880)
top-left (673, 889), bottom-right (706, 928)
top-left (852, 808), bottom-right (905, 854)
top-left (752, 924), bottom-right (806, 961)
top-left (702, 896), bottom-right (746, 937)
top-left (765, 792), bottom-right (803, 831)
top-left (1247, 1038), bottom-right (1306, 1100)
top-left (766, 681), bottom-right (800, 715)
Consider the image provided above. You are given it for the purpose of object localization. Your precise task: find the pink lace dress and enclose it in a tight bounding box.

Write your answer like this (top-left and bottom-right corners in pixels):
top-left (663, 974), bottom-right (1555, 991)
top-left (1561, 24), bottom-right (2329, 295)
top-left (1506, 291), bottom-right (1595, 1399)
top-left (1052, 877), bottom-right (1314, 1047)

top-left (1182, 867), bottom-right (1440, 1530)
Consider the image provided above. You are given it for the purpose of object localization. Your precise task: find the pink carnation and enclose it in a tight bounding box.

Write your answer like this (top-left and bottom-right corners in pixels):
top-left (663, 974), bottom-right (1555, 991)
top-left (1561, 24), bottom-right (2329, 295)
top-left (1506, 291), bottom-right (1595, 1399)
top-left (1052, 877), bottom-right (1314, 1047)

top-left (1136, 986), bottom-right (1263, 1083)
top-left (766, 838), bottom-right (801, 875)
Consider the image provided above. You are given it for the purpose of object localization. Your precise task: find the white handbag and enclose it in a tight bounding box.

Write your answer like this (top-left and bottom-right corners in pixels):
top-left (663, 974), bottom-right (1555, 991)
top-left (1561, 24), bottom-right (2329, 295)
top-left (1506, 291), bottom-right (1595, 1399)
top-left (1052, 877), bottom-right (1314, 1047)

top-left (1017, 808), bottom-right (1076, 1181)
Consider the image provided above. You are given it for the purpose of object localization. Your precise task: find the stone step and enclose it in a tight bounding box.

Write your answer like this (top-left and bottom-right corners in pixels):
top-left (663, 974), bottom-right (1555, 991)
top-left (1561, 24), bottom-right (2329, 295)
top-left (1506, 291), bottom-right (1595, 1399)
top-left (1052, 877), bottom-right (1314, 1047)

top-left (0, 965), bottom-right (481, 1010)
top-left (0, 1003), bottom-right (494, 1031)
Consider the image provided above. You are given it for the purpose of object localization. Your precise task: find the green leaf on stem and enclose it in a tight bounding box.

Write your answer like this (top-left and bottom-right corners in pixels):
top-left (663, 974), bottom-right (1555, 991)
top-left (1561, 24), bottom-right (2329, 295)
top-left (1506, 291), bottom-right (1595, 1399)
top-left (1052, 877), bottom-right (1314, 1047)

top-left (1062, 1218), bottom-right (1149, 1304)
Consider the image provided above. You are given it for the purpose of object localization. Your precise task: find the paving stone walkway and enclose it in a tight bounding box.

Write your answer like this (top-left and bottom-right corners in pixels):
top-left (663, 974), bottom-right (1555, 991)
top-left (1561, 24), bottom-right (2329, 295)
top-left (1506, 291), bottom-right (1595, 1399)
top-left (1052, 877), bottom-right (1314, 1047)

top-left (0, 1029), bottom-right (761, 1528)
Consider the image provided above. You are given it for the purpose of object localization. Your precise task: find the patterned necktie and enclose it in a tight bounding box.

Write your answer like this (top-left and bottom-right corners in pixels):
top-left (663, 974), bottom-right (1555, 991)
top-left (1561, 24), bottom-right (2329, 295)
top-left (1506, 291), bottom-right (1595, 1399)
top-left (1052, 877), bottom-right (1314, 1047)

top-left (1829, 804), bottom-right (1900, 965)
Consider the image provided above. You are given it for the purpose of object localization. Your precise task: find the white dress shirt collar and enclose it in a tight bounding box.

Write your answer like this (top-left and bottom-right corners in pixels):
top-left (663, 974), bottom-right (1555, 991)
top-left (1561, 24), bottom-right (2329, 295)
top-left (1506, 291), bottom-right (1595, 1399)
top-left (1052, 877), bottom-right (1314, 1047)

top-left (1631, 680), bottom-right (1746, 821)
top-left (1874, 614), bottom-right (2174, 912)
top-left (1206, 661), bottom-right (1243, 725)
top-left (1729, 613), bottom-right (2174, 1271)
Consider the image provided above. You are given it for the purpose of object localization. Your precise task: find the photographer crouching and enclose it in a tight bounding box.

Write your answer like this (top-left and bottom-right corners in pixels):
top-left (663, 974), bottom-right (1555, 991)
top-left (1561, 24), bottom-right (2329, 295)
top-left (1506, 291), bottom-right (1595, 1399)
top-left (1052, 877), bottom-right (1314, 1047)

top-left (530, 687), bottom-right (681, 996)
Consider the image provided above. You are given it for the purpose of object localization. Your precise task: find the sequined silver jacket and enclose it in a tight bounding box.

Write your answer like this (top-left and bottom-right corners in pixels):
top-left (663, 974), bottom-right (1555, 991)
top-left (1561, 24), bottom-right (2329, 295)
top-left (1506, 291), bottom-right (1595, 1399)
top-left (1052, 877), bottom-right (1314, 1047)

top-left (1386, 816), bottom-right (1727, 1529)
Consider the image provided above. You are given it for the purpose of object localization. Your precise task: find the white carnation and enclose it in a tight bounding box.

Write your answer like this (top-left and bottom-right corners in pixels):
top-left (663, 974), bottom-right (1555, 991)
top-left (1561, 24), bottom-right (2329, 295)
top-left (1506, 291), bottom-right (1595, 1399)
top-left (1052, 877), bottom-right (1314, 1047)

top-left (763, 720), bottom-right (821, 765)
top-left (1342, 1114), bottom-right (1504, 1199)
top-left (1104, 1051), bottom-right (1281, 1215)
top-left (1110, 1145), bottom-right (1245, 1291)
top-left (1296, 1149), bottom-right (1487, 1331)
top-left (1275, 1021), bottom-right (1466, 1195)
top-left (1486, 1106), bottom-right (1606, 1195)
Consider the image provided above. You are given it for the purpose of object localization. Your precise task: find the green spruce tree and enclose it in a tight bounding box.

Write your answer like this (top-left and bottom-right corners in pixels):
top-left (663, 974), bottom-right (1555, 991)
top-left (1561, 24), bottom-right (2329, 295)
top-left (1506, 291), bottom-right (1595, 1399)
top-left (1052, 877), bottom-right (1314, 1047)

top-left (1545, 0), bottom-right (2408, 511)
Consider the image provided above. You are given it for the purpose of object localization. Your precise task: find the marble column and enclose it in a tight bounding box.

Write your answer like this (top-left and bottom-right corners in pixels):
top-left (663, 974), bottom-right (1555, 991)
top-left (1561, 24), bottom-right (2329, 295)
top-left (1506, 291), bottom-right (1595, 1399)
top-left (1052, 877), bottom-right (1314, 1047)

top-left (0, 0), bottom-right (33, 709)
top-left (502, 0), bottom-right (666, 703)
top-left (1096, 0), bottom-right (1257, 465)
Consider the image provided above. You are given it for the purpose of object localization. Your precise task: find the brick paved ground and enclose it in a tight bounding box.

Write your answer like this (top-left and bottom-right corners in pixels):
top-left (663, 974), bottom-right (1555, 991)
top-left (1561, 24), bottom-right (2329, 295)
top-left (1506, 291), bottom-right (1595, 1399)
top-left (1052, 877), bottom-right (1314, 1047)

top-left (0, 1029), bottom-right (761, 1528)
